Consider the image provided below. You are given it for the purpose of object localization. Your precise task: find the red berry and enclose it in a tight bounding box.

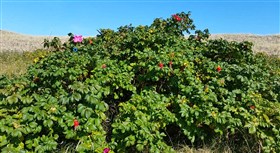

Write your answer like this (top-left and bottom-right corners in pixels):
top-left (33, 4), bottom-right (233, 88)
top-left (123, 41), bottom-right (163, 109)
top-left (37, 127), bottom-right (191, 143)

top-left (102, 64), bottom-right (107, 69)
top-left (216, 66), bottom-right (222, 72)
top-left (74, 119), bottom-right (79, 130)
top-left (159, 62), bottom-right (164, 69)
top-left (250, 105), bottom-right (255, 110)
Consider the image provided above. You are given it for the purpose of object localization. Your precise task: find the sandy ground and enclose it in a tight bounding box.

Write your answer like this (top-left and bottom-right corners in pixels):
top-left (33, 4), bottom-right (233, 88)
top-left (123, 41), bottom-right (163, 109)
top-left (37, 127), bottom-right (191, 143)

top-left (1, 30), bottom-right (279, 57)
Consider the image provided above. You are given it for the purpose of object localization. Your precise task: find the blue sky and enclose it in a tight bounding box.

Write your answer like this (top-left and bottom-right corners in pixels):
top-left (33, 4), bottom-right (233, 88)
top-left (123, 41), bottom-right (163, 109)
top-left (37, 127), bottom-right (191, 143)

top-left (1, 0), bottom-right (279, 36)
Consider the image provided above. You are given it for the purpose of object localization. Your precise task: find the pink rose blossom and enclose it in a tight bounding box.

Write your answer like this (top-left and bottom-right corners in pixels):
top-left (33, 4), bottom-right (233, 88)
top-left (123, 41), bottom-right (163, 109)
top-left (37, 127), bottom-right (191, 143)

top-left (73, 35), bottom-right (83, 43)
top-left (103, 148), bottom-right (110, 153)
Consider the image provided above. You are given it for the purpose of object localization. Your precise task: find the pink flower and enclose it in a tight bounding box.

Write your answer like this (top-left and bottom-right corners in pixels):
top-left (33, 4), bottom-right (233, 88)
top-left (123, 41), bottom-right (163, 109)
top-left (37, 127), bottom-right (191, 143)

top-left (73, 35), bottom-right (83, 43)
top-left (103, 148), bottom-right (110, 153)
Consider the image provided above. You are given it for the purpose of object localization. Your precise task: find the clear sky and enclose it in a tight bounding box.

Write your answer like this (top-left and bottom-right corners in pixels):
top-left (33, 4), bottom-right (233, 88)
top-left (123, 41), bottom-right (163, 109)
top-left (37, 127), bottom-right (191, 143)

top-left (1, 0), bottom-right (279, 36)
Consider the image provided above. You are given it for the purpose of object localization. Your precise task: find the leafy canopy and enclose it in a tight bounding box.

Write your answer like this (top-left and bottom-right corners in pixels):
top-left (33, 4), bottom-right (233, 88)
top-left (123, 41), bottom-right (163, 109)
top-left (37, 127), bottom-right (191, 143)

top-left (0, 12), bottom-right (279, 153)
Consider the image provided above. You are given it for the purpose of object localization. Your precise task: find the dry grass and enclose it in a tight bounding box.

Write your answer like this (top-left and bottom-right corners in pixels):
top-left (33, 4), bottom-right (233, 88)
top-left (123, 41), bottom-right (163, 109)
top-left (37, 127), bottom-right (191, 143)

top-left (0, 51), bottom-right (32, 77)
top-left (0, 30), bottom-right (69, 76)
top-left (176, 146), bottom-right (232, 153)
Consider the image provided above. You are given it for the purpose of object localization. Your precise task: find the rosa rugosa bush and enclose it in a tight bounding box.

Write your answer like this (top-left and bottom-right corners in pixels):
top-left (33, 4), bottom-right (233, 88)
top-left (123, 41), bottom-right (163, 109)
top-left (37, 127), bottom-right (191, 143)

top-left (0, 11), bottom-right (280, 153)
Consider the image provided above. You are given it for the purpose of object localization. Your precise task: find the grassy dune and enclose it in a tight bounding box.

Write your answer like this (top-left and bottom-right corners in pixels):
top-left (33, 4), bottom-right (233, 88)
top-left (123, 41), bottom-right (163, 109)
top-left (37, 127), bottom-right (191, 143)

top-left (210, 34), bottom-right (280, 57)
top-left (0, 30), bottom-right (68, 52)
top-left (1, 30), bottom-right (279, 56)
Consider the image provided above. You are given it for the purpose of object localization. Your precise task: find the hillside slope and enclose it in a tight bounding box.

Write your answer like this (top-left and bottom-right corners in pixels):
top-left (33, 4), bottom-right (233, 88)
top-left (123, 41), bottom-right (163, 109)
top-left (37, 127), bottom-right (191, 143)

top-left (210, 34), bottom-right (280, 57)
top-left (0, 30), bottom-right (68, 52)
top-left (1, 30), bottom-right (279, 57)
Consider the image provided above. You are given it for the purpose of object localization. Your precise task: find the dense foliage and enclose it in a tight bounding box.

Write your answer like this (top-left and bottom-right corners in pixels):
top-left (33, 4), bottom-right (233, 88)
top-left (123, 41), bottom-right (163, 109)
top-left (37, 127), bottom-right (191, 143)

top-left (0, 12), bottom-right (280, 153)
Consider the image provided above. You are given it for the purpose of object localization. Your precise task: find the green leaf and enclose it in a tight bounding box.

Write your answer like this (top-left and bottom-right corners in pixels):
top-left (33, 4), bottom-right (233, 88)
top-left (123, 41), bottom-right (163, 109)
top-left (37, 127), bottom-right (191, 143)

top-left (114, 93), bottom-right (119, 99)
top-left (21, 96), bottom-right (33, 104)
top-left (85, 109), bottom-right (92, 119)
top-left (249, 126), bottom-right (256, 134)
top-left (96, 102), bottom-right (106, 111)
top-left (25, 140), bottom-right (33, 149)
top-left (0, 135), bottom-right (8, 147)
top-left (12, 130), bottom-right (22, 137)
top-left (7, 94), bottom-right (18, 104)
top-left (85, 95), bottom-right (98, 104)
top-left (43, 120), bottom-right (53, 127)
top-left (29, 122), bottom-right (37, 128)
top-left (136, 144), bottom-right (144, 151)
top-left (103, 88), bottom-right (110, 96)
top-left (64, 130), bottom-right (75, 139)
top-left (73, 92), bottom-right (82, 101)
top-left (263, 114), bottom-right (270, 123)
top-left (61, 96), bottom-right (69, 104)
top-left (78, 104), bottom-right (86, 113)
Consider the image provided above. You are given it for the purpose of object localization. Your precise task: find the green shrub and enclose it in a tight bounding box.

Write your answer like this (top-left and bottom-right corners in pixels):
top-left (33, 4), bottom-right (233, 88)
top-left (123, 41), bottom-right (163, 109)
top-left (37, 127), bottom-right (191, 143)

top-left (0, 12), bottom-right (279, 153)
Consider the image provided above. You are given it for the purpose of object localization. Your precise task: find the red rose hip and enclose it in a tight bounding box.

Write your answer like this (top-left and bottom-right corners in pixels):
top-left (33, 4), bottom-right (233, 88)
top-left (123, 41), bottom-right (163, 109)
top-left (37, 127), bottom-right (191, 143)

top-left (102, 64), bottom-right (107, 69)
top-left (216, 66), bottom-right (222, 72)
top-left (159, 62), bottom-right (164, 69)
top-left (74, 119), bottom-right (79, 130)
